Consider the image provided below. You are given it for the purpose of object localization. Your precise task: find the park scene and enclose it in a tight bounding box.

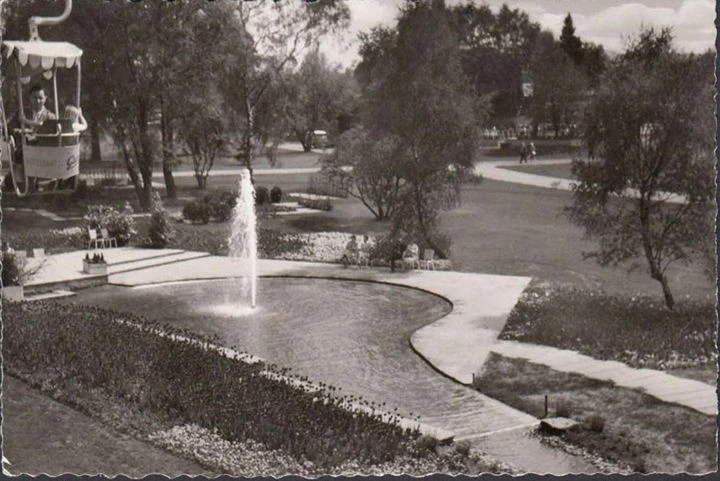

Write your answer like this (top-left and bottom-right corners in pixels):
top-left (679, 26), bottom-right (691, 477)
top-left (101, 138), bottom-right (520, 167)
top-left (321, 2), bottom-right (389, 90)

top-left (0, 0), bottom-right (716, 477)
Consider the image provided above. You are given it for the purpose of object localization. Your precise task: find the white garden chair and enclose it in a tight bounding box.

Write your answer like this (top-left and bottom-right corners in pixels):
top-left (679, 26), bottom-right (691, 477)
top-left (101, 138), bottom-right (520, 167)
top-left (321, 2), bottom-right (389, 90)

top-left (100, 228), bottom-right (117, 248)
top-left (422, 248), bottom-right (437, 270)
top-left (87, 228), bottom-right (105, 249)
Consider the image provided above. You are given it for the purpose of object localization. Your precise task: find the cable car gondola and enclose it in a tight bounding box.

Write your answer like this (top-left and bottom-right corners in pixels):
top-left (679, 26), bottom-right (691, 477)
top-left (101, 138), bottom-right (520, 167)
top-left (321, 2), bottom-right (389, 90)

top-left (0, 0), bottom-right (83, 197)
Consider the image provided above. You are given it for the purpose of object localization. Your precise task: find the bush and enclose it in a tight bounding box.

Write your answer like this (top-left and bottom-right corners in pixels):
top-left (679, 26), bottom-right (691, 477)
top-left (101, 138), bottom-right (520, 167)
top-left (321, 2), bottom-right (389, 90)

top-left (203, 190), bottom-right (237, 222)
top-left (297, 197), bottom-right (332, 211)
top-left (270, 186), bottom-right (282, 203)
top-left (584, 414), bottom-right (605, 433)
top-left (148, 193), bottom-right (176, 248)
top-left (1, 252), bottom-right (24, 286)
top-left (307, 173), bottom-right (347, 198)
top-left (414, 435), bottom-right (439, 456)
top-left (83, 203), bottom-right (137, 246)
top-left (257, 229), bottom-right (308, 258)
top-left (255, 185), bottom-right (269, 205)
top-left (183, 201), bottom-right (211, 224)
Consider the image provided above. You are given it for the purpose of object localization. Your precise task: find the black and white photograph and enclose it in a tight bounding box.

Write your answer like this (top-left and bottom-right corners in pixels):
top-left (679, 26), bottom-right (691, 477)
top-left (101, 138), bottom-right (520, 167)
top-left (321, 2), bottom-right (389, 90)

top-left (0, 0), bottom-right (716, 477)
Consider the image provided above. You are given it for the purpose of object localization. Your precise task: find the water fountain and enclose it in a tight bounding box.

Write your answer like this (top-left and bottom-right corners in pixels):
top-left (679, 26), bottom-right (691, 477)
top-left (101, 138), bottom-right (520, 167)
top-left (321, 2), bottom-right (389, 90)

top-left (228, 169), bottom-right (258, 309)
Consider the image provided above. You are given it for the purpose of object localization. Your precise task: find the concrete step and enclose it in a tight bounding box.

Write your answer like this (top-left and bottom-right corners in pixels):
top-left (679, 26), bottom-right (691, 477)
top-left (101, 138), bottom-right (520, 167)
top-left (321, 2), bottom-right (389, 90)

top-left (108, 251), bottom-right (212, 276)
top-left (24, 290), bottom-right (76, 301)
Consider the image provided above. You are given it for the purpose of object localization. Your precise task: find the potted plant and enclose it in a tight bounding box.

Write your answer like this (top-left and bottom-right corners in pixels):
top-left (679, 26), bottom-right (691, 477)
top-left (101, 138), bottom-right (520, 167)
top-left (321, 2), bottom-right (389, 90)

top-left (83, 252), bottom-right (107, 275)
top-left (2, 251), bottom-right (27, 302)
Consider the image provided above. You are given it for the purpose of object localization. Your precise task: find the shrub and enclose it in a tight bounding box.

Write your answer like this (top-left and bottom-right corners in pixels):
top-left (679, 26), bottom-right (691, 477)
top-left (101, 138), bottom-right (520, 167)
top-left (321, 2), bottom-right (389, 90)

top-left (204, 190), bottom-right (237, 222)
top-left (307, 173), bottom-right (347, 198)
top-left (183, 201), bottom-right (211, 224)
top-left (148, 193), bottom-right (175, 248)
top-left (584, 414), bottom-right (605, 433)
top-left (454, 441), bottom-right (471, 456)
top-left (414, 435), bottom-right (439, 456)
top-left (297, 197), bottom-right (332, 211)
top-left (83, 203), bottom-right (137, 246)
top-left (270, 186), bottom-right (282, 203)
top-left (1, 252), bottom-right (24, 286)
top-left (255, 186), bottom-right (269, 205)
top-left (257, 229), bottom-right (307, 258)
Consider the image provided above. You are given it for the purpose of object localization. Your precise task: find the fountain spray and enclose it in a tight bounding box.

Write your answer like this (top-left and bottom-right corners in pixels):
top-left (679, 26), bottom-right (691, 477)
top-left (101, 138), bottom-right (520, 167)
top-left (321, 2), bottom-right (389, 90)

top-left (228, 169), bottom-right (258, 309)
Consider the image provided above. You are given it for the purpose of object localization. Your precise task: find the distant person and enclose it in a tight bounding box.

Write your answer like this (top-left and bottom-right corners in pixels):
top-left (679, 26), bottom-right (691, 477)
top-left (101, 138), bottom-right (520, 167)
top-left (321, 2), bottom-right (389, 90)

top-left (358, 234), bottom-right (374, 267)
top-left (529, 142), bottom-right (537, 160)
top-left (519, 143), bottom-right (528, 163)
top-left (342, 234), bottom-right (359, 268)
top-left (402, 241), bottom-right (419, 269)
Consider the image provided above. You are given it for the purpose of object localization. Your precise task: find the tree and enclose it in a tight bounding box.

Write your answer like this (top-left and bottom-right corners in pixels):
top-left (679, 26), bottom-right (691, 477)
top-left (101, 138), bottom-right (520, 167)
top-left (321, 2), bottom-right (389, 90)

top-left (451, 3), bottom-right (540, 121)
top-left (559, 13), bottom-right (583, 65)
top-left (282, 49), bottom-right (358, 151)
top-left (222, 0), bottom-right (349, 179)
top-left (566, 28), bottom-right (714, 309)
top-left (529, 30), bottom-right (586, 136)
top-left (321, 128), bottom-right (404, 220)
top-left (359, 0), bottom-right (484, 257)
top-left (177, 90), bottom-right (228, 190)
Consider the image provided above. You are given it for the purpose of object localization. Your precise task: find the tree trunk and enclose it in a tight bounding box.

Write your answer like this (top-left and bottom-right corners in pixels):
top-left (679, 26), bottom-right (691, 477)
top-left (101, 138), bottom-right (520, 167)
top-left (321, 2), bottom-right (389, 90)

top-left (160, 97), bottom-right (177, 199)
top-left (90, 120), bottom-right (102, 163)
top-left (162, 159), bottom-right (176, 199)
top-left (657, 274), bottom-right (675, 310)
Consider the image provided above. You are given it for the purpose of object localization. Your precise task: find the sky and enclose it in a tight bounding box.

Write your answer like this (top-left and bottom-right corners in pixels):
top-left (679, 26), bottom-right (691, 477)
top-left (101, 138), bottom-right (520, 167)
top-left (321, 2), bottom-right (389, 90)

top-left (321, 0), bottom-right (716, 68)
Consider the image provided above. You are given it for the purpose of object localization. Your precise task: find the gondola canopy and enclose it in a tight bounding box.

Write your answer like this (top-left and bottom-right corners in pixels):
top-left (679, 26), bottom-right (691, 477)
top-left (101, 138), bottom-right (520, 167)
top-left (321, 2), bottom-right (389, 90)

top-left (2, 40), bottom-right (82, 76)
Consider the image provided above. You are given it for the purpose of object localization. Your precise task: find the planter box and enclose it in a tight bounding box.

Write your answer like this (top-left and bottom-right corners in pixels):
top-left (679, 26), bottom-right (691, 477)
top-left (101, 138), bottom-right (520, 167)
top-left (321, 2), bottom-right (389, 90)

top-left (83, 260), bottom-right (108, 275)
top-left (3, 285), bottom-right (24, 302)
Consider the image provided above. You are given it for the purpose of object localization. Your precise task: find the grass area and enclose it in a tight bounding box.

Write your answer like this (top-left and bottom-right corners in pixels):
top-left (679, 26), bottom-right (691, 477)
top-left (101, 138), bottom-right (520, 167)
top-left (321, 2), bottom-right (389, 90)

top-left (499, 284), bottom-right (716, 371)
top-left (497, 162), bottom-right (576, 180)
top-left (3, 169), bottom-right (713, 299)
top-left (474, 353), bottom-right (716, 473)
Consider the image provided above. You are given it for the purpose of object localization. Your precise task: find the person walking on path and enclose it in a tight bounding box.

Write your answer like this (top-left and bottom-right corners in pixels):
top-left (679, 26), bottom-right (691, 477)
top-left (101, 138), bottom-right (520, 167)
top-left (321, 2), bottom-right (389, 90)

top-left (519, 143), bottom-right (528, 163)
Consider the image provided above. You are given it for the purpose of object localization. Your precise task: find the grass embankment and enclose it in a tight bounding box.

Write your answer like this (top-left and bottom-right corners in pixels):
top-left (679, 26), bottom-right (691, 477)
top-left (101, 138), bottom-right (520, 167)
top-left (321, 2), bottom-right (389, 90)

top-left (474, 284), bottom-right (716, 473)
top-left (3, 301), bottom-right (506, 476)
top-left (475, 353), bottom-right (716, 473)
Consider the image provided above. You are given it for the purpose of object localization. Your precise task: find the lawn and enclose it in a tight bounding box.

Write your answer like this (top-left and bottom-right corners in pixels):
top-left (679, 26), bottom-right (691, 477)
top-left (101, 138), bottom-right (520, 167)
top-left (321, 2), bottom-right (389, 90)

top-left (497, 162), bottom-right (576, 180)
top-left (3, 169), bottom-right (713, 300)
top-left (474, 353), bottom-right (716, 474)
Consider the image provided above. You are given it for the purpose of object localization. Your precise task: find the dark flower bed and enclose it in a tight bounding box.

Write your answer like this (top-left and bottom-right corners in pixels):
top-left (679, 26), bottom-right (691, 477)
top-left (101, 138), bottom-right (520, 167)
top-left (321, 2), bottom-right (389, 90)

top-left (4, 301), bottom-right (434, 470)
top-left (500, 285), bottom-right (716, 369)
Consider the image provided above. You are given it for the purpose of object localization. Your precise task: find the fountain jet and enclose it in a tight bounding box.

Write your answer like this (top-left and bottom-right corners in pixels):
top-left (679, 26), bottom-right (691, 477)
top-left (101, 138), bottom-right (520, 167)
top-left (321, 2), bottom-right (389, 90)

top-left (228, 169), bottom-right (258, 309)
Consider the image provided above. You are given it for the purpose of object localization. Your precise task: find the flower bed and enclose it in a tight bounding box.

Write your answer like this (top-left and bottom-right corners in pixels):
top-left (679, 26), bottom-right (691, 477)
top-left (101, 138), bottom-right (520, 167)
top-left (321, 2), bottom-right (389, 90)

top-left (3, 301), bottom-right (505, 475)
top-left (500, 284), bottom-right (716, 370)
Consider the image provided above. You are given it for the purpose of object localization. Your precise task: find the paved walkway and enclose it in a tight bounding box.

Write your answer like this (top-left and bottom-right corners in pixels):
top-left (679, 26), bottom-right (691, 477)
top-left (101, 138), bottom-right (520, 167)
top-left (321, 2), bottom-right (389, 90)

top-left (474, 158), bottom-right (686, 204)
top-left (491, 340), bottom-right (716, 416)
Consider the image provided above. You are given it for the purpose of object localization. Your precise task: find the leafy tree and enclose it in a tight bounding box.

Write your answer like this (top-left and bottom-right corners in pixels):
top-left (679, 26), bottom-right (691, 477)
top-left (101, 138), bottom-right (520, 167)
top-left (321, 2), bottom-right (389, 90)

top-left (529, 31), bottom-right (586, 136)
top-left (177, 89), bottom-right (228, 190)
top-left (566, 28), bottom-right (714, 309)
top-left (360, 0), bottom-right (484, 257)
top-left (451, 3), bottom-right (540, 121)
top-left (320, 127), bottom-right (404, 220)
top-left (282, 49), bottom-right (358, 151)
top-left (222, 0), bottom-right (349, 178)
